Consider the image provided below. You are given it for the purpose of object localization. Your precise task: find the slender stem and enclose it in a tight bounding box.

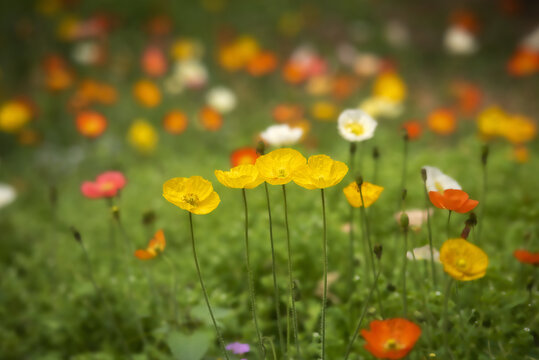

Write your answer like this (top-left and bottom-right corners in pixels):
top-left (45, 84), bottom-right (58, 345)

top-left (402, 228), bottom-right (408, 317)
top-left (282, 184), bottom-right (301, 358)
top-left (443, 278), bottom-right (455, 360)
top-left (423, 188), bottom-right (437, 288)
top-left (348, 144), bottom-right (357, 293)
top-left (264, 183), bottom-right (286, 358)
top-left (163, 254), bottom-right (179, 327)
top-left (320, 189), bottom-right (328, 360)
top-left (263, 337), bottom-right (278, 360)
top-left (242, 189), bottom-right (266, 359)
top-left (343, 267), bottom-right (382, 360)
top-left (478, 161), bottom-right (487, 243)
top-left (358, 185), bottom-right (384, 316)
top-left (399, 136), bottom-right (409, 210)
top-left (447, 211), bottom-right (452, 239)
top-left (188, 213), bottom-right (230, 360)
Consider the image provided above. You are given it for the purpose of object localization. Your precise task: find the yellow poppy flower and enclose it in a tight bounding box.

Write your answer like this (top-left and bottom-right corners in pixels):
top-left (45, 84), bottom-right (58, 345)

top-left (373, 71), bottom-right (407, 103)
top-left (343, 181), bottom-right (384, 208)
top-left (255, 148), bottom-right (306, 185)
top-left (440, 238), bottom-right (488, 281)
top-left (293, 155), bottom-right (348, 189)
top-left (163, 176), bottom-right (220, 215)
top-left (214, 164), bottom-right (264, 189)
top-left (0, 101), bottom-right (31, 133)
top-left (127, 119), bottom-right (158, 153)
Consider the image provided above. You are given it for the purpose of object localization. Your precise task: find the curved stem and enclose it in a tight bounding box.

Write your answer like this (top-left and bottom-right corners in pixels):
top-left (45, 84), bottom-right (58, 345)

top-left (320, 189), bottom-right (328, 360)
top-left (282, 184), bottom-right (301, 358)
top-left (343, 268), bottom-right (382, 360)
top-left (242, 189), bottom-right (266, 359)
top-left (188, 213), bottom-right (230, 360)
top-left (264, 182), bottom-right (286, 357)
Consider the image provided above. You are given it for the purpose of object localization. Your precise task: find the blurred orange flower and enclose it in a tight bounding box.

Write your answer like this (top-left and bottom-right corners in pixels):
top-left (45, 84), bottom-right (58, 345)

top-left (401, 120), bottom-right (422, 140)
top-left (142, 45), bottom-right (167, 77)
top-left (199, 106), bottom-right (223, 131)
top-left (332, 74), bottom-right (359, 100)
top-left (513, 249), bottom-right (539, 265)
top-left (247, 51), bottom-right (278, 76)
top-left (231, 147), bottom-right (259, 167)
top-left (507, 48), bottom-right (539, 76)
top-left (450, 10), bottom-right (480, 34)
top-left (427, 108), bottom-right (456, 135)
top-left (272, 104), bottom-right (303, 123)
top-left (361, 318), bottom-right (421, 359)
top-left (429, 189), bottom-right (478, 214)
top-left (43, 55), bottom-right (74, 91)
top-left (283, 61), bottom-right (308, 84)
top-left (503, 114), bottom-right (537, 144)
top-left (76, 110), bottom-right (107, 138)
top-left (133, 80), bottom-right (161, 108)
top-left (135, 229), bottom-right (166, 260)
top-left (513, 146), bottom-right (529, 163)
top-left (451, 81), bottom-right (482, 116)
top-left (163, 110), bottom-right (188, 135)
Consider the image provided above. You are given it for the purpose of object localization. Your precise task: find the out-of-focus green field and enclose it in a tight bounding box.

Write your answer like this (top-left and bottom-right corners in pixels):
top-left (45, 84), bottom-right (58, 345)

top-left (0, 0), bottom-right (538, 359)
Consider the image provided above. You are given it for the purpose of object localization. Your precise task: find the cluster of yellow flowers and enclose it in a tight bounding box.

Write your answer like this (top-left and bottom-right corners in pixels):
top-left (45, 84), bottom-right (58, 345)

top-left (478, 106), bottom-right (536, 144)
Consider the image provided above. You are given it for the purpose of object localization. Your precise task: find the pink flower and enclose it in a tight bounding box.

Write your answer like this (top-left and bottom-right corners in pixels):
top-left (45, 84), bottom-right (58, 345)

top-left (81, 171), bottom-right (127, 199)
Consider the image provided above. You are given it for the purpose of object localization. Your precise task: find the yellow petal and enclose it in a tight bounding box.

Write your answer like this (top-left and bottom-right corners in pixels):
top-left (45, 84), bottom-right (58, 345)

top-left (343, 181), bottom-right (383, 207)
top-left (192, 190), bottom-right (220, 214)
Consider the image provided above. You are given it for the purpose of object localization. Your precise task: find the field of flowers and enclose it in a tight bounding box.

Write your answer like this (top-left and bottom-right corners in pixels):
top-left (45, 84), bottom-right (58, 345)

top-left (0, 0), bottom-right (538, 359)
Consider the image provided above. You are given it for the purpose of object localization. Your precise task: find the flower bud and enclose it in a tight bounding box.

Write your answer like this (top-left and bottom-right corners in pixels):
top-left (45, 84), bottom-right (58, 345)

top-left (256, 141), bottom-right (266, 156)
top-left (70, 226), bottom-right (82, 243)
top-left (400, 212), bottom-right (409, 230)
top-left (481, 144), bottom-right (489, 166)
top-left (372, 146), bottom-right (380, 160)
top-left (355, 175), bottom-right (364, 188)
top-left (465, 212), bottom-right (477, 227)
top-left (374, 244), bottom-right (383, 260)
top-left (142, 210), bottom-right (156, 225)
top-left (111, 205), bottom-right (120, 221)
top-left (401, 188), bottom-right (407, 201)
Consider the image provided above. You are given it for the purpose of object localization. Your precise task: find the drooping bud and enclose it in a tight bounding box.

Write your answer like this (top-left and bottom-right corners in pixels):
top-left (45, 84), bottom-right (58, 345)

top-left (70, 226), bottom-right (82, 243)
top-left (400, 212), bottom-right (409, 230)
top-left (481, 144), bottom-right (489, 166)
top-left (355, 175), bottom-right (363, 189)
top-left (256, 141), bottom-right (266, 156)
top-left (142, 210), bottom-right (156, 226)
top-left (372, 146), bottom-right (380, 160)
top-left (465, 212), bottom-right (477, 227)
top-left (374, 244), bottom-right (383, 260)
top-left (350, 142), bottom-right (357, 155)
top-left (111, 205), bottom-right (120, 221)
top-left (421, 168), bottom-right (427, 183)
top-left (401, 188), bottom-right (407, 201)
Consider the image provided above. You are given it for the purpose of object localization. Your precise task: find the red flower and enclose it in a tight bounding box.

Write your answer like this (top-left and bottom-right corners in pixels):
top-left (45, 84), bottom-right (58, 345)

top-left (428, 189), bottom-right (478, 213)
top-left (401, 121), bottom-right (422, 140)
top-left (513, 249), bottom-right (539, 265)
top-left (230, 147), bottom-right (259, 167)
top-left (81, 171), bottom-right (127, 199)
top-left (361, 318), bottom-right (421, 359)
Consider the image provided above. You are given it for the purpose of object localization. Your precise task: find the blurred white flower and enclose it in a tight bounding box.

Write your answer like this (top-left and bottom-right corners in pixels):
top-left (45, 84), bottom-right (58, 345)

top-left (172, 60), bottom-right (208, 89)
top-left (206, 86), bottom-right (236, 114)
top-left (407, 245), bottom-right (440, 262)
top-left (385, 20), bottom-right (410, 48)
top-left (338, 109), bottom-right (378, 142)
top-left (72, 41), bottom-right (103, 65)
top-left (359, 96), bottom-right (403, 118)
top-left (337, 43), bottom-right (358, 67)
top-left (260, 124), bottom-right (303, 147)
top-left (521, 26), bottom-right (539, 51)
top-left (0, 183), bottom-right (16, 208)
top-left (353, 53), bottom-right (382, 77)
top-left (422, 166), bottom-right (461, 193)
top-left (394, 209), bottom-right (433, 231)
top-left (444, 26), bottom-right (477, 55)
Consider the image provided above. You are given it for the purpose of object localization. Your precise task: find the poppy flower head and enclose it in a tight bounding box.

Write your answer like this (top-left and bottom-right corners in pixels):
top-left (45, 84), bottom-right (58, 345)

top-left (292, 154), bottom-right (348, 190)
top-left (230, 147), bottom-right (259, 167)
top-left (76, 110), bottom-right (107, 138)
top-left (429, 189), bottom-right (478, 214)
top-left (81, 171), bottom-right (127, 199)
top-left (440, 238), bottom-right (488, 280)
top-left (215, 164), bottom-right (264, 189)
top-left (135, 229), bottom-right (166, 260)
top-left (343, 181), bottom-right (384, 208)
top-left (163, 110), bottom-right (188, 135)
top-left (513, 249), bottom-right (539, 265)
top-left (199, 106), bottom-right (223, 131)
top-left (255, 148), bottom-right (306, 185)
top-left (133, 80), bottom-right (162, 108)
top-left (163, 176), bottom-right (220, 215)
top-left (361, 318), bottom-right (421, 359)
top-left (401, 120), bottom-right (422, 140)
top-left (427, 108), bottom-right (457, 135)
top-left (246, 51), bottom-right (278, 76)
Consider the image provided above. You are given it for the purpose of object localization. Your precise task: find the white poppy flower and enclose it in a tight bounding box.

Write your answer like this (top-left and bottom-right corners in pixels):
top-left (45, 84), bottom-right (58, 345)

top-left (337, 109), bottom-right (378, 142)
top-left (260, 124), bottom-right (303, 147)
top-left (72, 41), bottom-right (102, 65)
top-left (407, 244), bottom-right (440, 262)
top-left (206, 86), bottom-right (236, 114)
top-left (173, 60), bottom-right (208, 89)
top-left (444, 26), bottom-right (478, 55)
top-left (0, 183), bottom-right (16, 208)
top-left (422, 166), bottom-right (461, 193)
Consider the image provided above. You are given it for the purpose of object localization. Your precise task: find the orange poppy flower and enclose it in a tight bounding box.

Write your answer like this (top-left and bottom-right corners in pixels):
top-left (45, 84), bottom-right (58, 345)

top-left (283, 61), bottom-right (308, 84)
top-left (163, 110), bottom-right (188, 134)
top-left (230, 147), bottom-right (259, 167)
top-left (450, 10), bottom-right (480, 34)
top-left (272, 104), bottom-right (303, 123)
top-left (427, 108), bottom-right (457, 135)
top-left (331, 74), bottom-right (359, 100)
top-left (76, 110), bottom-right (107, 138)
top-left (401, 120), bottom-right (422, 140)
top-left (43, 55), bottom-right (74, 91)
top-left (513, 249), bottom-right (539, 265)
top-left (135, 229), bottom-right (166, 260)
top-left (133, 80), bottom-right (161, 108)
top-left (247, 51), bottom-right (278, 76)
top-left (451, 81), bottom-right (482, 116)
top-left (507, 48), bottom-right (539, 76)
top-left (142, 45), bottom-right (167, 77)
top-left (199, 106), bottom-right (223, 131)
top-left (361, 318), bottom-right (421, 359)
top-left (429, 189), bottom-right (478, 214)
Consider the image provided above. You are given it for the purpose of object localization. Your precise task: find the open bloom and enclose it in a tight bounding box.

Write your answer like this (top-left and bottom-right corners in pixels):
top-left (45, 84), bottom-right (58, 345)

top-left (338, 109), bottom-right (378, 142)
top-left (422, 166), bottom-right (461, 193)
top-left (163, 110), bottom-right (188, 135)
top-left (513, 249), bottom-right (539, 265)
top-left (0, 100), bottom-right (32, 133)
top-left (133, 79), bottom-right (161, 108)
top-left (373, 71), bottom-right (407, 103)
top-left (407, 245), bottom-right (440, 262)
top-left (206, 86), bottom-right (237, 114)
top-left (230, 147), bottom-right (259, 167)
top-left (135, 229), bottom-right (166, 260)
top-left (0, 183), bottom-right (16, 208)
top-left (427, 108), bottom-right (457, 135)
top-left (128, 119), bottom-right (158, 153)
top-left (215, 164), bottom-right (264, 189)
top-left (361, 318), bottom-right (421, 359)
top-left (440, 238), bottom-right (488, 280)
top-left (163, 176), bottom-right (220, 214)
top-left (81, 171), bottom-right (127, 199)
top-left (226, 342), bottom-right (250, 355)
top-left (260, 124), bottom-right (303, 147)
top-left (293, 155), bottom-right (348, 189)
top-left (76, 110), bottom-right (107, 138)
top-left (343, 181), bottom-right (384, 208)
top-left (429, 189), bottom-right (478, 214)
top-left (444, 25), bottom-right (477, 55)
top-left (255, 148), bottom-right (306, 185)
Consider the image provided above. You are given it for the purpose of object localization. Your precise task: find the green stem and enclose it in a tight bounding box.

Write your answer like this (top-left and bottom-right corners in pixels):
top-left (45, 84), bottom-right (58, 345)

top-left (320, 189), bottom-right (328, 360)
top-left (402, 228), bottom-right (408, 317)
top-left (263, 337), bottom-right (278, 360)
top-left (399, 136), bottom-right (409, 210)
top-left (358, 185), bottom-right (384, 317)
top-left (282, 184), bottom-right (301, 358)
top-left (443, 278), bottom-right (455, 360)
top-left (343, 267), bottom-right (382, 360)
top-left (163, 254), bottom-right (179, 328)
top-left (447, 211), bottom-right (452, 239)
top-left (348, 144), bottom-right (357, 293)
top-left (188, 213), bottom-right (230, 360)
top-left (478, 162), bottom-right (487, 243)
top-left (242, 189), bottom-right (266, 359)
top-left (423, 187), bottom-right (437, 288)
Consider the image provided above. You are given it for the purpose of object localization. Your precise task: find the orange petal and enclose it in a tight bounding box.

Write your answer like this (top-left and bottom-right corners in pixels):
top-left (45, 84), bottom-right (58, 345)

top-left (443, 189), bottom-right (469, 210)
top-left (149, 229), bottom-right (166, 252)
top-left (428, 191), bottom-right (446, 209)
top-left (455, 199), bottom-right (479, 213)
top-left (134, 249), bottom-right (155, 260)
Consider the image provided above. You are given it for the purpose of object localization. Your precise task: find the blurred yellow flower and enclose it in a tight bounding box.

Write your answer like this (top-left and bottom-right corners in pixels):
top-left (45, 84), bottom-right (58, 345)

top-left (440, 238), bottom-right (488, 281)
top-left (255, 148), bottom-right (306, 185)
top-left (293, 155), bottom-right (348, 189)
top-left (373, 71), bottom-right (407, 103)
top-left (311, 101), bottom-right (338, 121)
top-left (343, 181), bottom-right (384, 208)
top-left (215, 164), bottom-right (264, 189)
top-left (503, 114), bottom-right (536, 144)
top-left (163, 176), bottom-right (220, 215)
top-left (128, 119), bottom-right (158, 153)
top-left (0, 101), bottom-right (31, 133)
top-left (170, 38), bottom-right (204, 60)
top-left (477, 106), bottom-right (509, 138)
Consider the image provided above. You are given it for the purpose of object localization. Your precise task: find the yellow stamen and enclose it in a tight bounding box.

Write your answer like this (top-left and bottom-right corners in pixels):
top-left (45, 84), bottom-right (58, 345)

top-left (344, 122), bottom-right (365, 136)
top-left (456, 258), bottom-right (467, 269)
top-left (182, 194), bottom-right (199, 206)
top-left (384, 338), bottom-right (400, 351)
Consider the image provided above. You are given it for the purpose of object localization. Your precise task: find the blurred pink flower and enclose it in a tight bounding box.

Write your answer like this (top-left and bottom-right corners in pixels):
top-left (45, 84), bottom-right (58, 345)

top-left (81, 171), bottom-right (127, 199)
top-left (394, 208), bottom-right (433, 231)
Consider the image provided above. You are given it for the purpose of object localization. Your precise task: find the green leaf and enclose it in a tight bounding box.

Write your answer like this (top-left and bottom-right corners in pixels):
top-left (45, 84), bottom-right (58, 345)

top-left (166, 331), bottom-right (211, 360)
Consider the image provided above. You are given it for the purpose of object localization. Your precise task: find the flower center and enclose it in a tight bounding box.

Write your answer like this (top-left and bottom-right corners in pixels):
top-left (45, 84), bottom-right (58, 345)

top-left (344, 122), bottom-right (365, 136)
top-left (278, 168), bottom-right (287, 178)
top-left (434, 181), bottom-right (444, 193)
top-left (384, 338), bottom-right (401, 351)
top-left (100, 181), bottom-right (115, 191)
top-left (182, 193), bottom-right (199, 206)
top-left (456, 258), bottom-right (467, 269)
